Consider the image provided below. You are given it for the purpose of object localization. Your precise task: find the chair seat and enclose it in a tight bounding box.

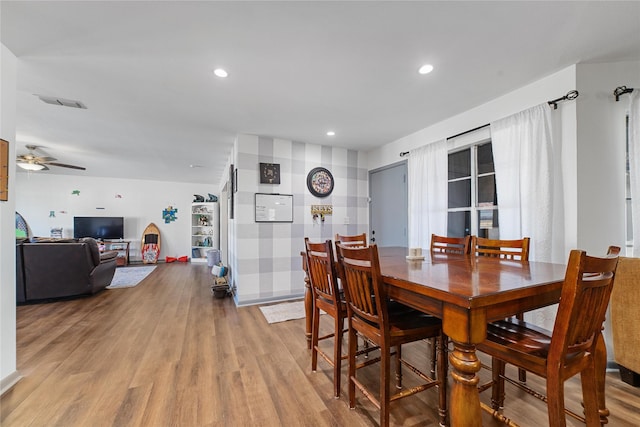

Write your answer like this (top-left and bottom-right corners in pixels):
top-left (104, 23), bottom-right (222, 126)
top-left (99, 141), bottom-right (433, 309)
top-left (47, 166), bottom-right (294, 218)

top-left (388, 310), bottom-right (442, 340)
top-left (482, 319), bottom-right (587, 378)
top-left (487, 318), bottom-right (551, 357)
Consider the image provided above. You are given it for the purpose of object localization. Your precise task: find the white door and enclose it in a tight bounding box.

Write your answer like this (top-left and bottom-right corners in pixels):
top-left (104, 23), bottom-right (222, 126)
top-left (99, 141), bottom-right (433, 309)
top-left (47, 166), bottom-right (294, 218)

top-left (369, 161), bottom-right (408, 247)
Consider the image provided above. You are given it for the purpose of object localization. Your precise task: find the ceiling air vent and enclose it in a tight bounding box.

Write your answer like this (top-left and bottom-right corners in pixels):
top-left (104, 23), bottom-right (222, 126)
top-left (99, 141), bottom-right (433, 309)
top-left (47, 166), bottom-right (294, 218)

top-left (36, 95), bottom-right (87, 109)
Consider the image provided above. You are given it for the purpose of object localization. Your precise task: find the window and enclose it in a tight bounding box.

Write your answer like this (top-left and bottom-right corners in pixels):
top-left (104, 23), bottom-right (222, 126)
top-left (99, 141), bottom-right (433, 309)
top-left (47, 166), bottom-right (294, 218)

top-left (625, 114), bottom-right (633, 255)
top-left (447, 142), bottom-right (499, 238)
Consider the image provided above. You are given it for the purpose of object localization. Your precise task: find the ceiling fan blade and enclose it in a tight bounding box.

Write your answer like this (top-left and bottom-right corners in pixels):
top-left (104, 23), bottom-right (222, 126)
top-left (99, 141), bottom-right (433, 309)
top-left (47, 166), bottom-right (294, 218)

top-left (46, 162), bottom-right (86, 171)
top-left (37, 156), bottom-right (57, 162)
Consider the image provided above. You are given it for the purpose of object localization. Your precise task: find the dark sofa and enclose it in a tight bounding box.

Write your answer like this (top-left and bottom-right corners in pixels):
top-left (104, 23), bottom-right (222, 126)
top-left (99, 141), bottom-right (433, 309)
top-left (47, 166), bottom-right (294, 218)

top-left (16, 237), bottom-right (117, 303)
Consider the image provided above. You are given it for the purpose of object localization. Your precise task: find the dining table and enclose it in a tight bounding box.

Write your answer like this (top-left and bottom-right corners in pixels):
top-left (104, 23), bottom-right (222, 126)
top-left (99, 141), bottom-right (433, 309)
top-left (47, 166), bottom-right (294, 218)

top-left (301, 246), bottom-right (612, 426)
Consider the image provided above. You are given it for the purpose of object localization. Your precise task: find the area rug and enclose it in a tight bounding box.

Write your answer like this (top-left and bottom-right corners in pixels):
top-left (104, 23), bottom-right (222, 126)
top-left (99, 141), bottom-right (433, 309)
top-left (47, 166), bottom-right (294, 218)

top-left (259, 300), bottom-right (306, 324)
top-left (106, 266), bottom-right (157, 289)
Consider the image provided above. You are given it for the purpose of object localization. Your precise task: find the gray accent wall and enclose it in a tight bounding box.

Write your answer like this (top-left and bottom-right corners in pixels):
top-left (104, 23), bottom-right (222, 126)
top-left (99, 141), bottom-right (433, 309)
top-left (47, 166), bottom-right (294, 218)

top-left (230, 134), bottom-right (368, 306)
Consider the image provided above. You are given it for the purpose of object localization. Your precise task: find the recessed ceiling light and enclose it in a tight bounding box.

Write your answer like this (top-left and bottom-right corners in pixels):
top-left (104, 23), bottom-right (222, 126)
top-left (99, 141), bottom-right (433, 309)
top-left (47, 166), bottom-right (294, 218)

top-left (418, 64), bottom-right (434, 75)
top-left (213, 68), bottom-right (228, 78)
top-left (326, 131), bottom-right (336, 136)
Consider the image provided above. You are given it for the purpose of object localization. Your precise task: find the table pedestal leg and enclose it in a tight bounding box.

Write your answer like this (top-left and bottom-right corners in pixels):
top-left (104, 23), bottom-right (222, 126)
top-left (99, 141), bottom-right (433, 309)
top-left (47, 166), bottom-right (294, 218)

top-left (449, 341), bottom-right (482, 427)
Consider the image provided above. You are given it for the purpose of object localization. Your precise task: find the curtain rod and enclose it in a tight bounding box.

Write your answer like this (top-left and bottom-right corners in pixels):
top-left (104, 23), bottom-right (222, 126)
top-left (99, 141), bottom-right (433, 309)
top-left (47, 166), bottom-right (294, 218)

top-left (614, 86), bottom-right (635, 102)
top-left (547, 90), bottom-right (579, 110)
top-left (399, 90), bottom-right (580, 157)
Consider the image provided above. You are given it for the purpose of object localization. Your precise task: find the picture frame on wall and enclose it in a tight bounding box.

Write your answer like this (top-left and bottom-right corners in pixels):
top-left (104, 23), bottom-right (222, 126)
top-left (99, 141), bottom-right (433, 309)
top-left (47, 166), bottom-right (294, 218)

top-left (0, 139), bottom-right (8, 201)
top-left (259, 162), bottom-right (280, 184)
top-left (229, 164), bottom-right (234, 219)
top-left (234, 168), bottom-right (238, 193)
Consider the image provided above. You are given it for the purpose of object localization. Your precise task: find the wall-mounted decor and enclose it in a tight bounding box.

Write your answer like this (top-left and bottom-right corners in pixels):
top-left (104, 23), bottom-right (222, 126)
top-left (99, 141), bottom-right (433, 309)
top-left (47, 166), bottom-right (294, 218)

top-left (0, 139), bottom-right (8, 201)
top-left (255, 193), bottom-right (293, 222)
top-left (162, 205), bottom-right (178, 223)
top-left (229, 164), bottom-right (234, 219)
top-left (306, 167), bottom-right (334, 197)
top-left (234, 167), bottom-right (238, 193)
top-left (259, 162), bottom-right (280, 184)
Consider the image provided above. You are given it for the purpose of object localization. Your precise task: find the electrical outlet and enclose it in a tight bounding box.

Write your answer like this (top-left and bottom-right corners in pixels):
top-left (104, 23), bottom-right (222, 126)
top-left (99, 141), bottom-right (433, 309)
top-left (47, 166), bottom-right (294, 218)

top-left (344, 217), bottom-right (350, 224)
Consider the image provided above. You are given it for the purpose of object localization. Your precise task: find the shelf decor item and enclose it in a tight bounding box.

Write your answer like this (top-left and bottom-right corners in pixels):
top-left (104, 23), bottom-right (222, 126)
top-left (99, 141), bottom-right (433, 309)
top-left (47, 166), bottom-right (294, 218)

top-left (260, 162), bottom-right (281, 184)
top-left (141, 223), bottom-right (161, 264)
top-left (306, 167), bottom-right (334, 197)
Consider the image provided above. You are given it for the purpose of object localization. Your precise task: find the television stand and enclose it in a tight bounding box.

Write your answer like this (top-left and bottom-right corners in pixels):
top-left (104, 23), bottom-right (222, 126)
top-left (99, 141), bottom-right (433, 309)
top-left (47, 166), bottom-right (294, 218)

top-left (104, 240), bottom-right (130, 266)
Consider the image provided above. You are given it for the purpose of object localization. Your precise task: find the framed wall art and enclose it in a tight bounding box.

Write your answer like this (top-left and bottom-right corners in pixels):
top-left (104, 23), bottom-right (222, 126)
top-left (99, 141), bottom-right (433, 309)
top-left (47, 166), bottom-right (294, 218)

top-left (1, 139), bottom-right (8, 201)
top-left (259, 163), bottom-right (280, 184)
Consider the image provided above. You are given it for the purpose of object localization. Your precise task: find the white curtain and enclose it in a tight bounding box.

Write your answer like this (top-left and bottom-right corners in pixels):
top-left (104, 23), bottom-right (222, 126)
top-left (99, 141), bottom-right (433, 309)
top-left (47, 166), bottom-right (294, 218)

top-left (490, 103), bottom-right (564, 263)
top-left (629, 90), bottom-right (640, 257)
top-left (407, 140), bottom-right (448, 249)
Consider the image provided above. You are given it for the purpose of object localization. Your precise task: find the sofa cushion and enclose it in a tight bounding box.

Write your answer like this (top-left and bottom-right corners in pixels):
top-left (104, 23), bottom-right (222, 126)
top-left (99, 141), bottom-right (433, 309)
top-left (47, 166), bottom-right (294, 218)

top-left (80, 237), bottom-right (101, 266)
top-left (29, 237), bottom-right (77, 243)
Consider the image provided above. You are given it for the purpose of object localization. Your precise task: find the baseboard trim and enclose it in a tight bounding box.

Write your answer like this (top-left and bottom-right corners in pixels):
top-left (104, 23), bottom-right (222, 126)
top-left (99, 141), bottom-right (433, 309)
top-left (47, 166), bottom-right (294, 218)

top-left (235, 293), bottom-right (305, 307)
top-left (1, 370), bottom-right (22, 396)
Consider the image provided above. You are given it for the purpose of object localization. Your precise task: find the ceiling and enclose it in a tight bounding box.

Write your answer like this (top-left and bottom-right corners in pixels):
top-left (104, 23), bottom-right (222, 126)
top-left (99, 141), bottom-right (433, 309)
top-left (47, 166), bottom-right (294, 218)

top-left (2, 1), bottom-right (639, 185)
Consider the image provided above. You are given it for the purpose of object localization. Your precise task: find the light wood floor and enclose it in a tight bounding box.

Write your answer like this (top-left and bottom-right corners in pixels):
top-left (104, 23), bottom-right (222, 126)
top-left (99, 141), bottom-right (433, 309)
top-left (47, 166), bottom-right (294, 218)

top-left (2, 263), bottom-right (639, 426)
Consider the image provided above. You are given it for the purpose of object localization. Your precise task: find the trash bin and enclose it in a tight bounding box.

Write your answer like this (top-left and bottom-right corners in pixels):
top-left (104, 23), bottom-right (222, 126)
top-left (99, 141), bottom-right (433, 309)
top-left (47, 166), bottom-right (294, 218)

top-left (206, 249), bottom-right (221, 267)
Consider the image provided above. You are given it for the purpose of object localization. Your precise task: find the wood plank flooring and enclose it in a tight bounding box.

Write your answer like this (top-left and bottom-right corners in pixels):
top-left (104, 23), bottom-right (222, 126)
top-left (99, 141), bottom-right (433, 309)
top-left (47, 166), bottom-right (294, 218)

top-left (2, 263), bottom-right (639, 426)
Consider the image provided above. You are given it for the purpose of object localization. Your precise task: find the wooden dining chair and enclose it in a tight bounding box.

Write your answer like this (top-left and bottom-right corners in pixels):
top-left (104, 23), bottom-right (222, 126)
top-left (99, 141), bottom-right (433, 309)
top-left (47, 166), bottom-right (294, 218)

top-left (472, 235), bottom-right (530, 382)
top-left (430, 234), bottom-right (471, 254)
top-left (304, 238), bottom-right (349, 398)
top-left (335, 243), bottom-right (447, 427)
top-left (477, 247), bottom-right (620, 427)
top-left (335, 232), bottom-right (367, 247)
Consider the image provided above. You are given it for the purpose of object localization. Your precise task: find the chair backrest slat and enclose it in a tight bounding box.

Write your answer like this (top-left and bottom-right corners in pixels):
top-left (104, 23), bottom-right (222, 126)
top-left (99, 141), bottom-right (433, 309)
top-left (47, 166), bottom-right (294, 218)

top-left (335, 233), bottom-right (368, 248)
top-left (430, 234), bottom-right (471, 254)
top-left (472, 236), bottom-right (530, 261)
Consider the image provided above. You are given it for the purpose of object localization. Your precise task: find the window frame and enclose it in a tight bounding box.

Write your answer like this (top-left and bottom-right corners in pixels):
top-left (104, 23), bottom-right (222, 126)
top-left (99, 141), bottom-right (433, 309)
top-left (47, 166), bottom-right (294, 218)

top-left (447, 131), bottom-right (497, 237)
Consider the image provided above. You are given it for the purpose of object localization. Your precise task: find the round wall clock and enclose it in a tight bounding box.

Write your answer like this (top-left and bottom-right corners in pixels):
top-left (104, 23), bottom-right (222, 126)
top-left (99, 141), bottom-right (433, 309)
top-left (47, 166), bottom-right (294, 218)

top-left (307, 167), bottom-right (334, 197)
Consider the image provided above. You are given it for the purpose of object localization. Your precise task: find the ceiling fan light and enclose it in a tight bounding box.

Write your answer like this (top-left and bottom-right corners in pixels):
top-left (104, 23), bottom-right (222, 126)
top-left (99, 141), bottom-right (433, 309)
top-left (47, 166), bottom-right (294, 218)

top-left (17, 161), bottom-right (45, 171)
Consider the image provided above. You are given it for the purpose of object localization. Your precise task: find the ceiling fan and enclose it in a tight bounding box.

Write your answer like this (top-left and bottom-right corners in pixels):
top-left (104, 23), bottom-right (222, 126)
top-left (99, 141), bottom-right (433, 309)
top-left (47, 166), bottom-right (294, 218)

top-left (16, 145), bottom-right (86, 171)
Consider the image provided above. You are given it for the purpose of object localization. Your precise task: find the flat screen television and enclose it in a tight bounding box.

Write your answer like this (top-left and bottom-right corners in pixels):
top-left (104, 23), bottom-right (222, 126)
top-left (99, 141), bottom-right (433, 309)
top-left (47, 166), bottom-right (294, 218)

top-left (73, 216), bottom-right (124, 240)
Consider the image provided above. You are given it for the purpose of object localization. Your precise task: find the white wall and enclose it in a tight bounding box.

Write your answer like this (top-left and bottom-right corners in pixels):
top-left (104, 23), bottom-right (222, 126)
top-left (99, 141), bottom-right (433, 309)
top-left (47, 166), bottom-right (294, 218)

top-left (1, 43), bottom-right (19, 394)
top-left (575, 61), bottom-right (640, 253)
top-left (575, 61), bottom-right (640, 360)
top-left (16, 174), bottom-right (218, 261)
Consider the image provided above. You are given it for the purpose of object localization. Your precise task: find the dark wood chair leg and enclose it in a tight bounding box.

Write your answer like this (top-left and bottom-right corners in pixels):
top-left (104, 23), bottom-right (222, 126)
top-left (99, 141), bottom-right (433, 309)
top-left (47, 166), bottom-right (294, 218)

top-left (545, 376), bottom-right (567, 427)
top-left (491, 357), bottom-right (506, 410)
top-left (437, 333), bottom-right (448, 427)
top-left (516, 312), bottom-right (527, 383)
top-left (430, 337), bottom-right (437, 379)
top-left (395, 345), bottom-right (403, 389)
top-left (348, 326), bottom-right (357, 409)
top-left (381, 346), bottom-right (391, 427)
top-left (311, 306), bottom-right (320, 371)
top-left (333, 314), bottom-right (343, 398)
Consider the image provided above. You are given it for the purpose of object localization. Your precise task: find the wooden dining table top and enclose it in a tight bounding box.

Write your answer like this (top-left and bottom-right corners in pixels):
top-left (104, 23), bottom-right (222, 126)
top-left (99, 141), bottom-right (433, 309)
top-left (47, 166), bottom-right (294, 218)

top-left (377, 246), bottom-right (567, 315)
